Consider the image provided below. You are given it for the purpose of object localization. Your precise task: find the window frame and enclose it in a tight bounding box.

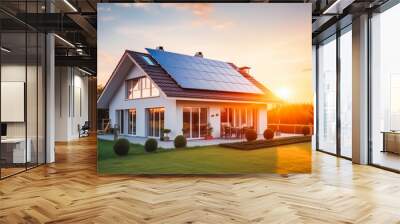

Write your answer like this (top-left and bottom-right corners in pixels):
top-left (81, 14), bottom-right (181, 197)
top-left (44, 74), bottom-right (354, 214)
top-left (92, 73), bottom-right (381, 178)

top-left (125, 76), bottom-right (160, 100)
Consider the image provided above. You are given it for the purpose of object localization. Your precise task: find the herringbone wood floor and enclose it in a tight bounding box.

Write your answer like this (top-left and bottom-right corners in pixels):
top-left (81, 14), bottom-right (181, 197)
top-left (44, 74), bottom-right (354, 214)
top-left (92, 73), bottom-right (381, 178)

top-left (1, 136), bottom-right (400, 224)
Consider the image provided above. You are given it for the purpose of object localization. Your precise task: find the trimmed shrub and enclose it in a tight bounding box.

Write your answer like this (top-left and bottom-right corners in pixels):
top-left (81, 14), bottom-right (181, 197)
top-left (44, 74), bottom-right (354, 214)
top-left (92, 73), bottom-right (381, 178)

top-left (245, 129), bottom-right (257, 142)
top-left (302, 126), bottom-right (310, 136)
top-left (174, 135), bottom-right (187, 148)
top-left (113, 138), bottom-right (130, 156)
top-left (263, 128), bottom-right (274, 140)
top-left (145, 138), bottom-right (158, 152)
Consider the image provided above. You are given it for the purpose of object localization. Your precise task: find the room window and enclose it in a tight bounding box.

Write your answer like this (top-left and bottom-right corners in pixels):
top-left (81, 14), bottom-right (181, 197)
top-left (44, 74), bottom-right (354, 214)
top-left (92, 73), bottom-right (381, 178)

top-left (339, 27), bottom-right (352, 158)
top-left (142, 55), bottom-right (155, 65)
top-left (126, 77), bottom-right (160, 99)
top-left (317, 35), bottom-right (337, 155)
top-left (370, 4), bottom-right (400, 171)
top-left (1, 16), bottom-right (46, 179)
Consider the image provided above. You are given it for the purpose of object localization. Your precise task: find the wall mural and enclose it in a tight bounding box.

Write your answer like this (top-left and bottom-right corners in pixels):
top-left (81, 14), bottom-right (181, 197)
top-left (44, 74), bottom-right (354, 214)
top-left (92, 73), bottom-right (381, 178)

top-left (97, 3), bottom-right (313, 174)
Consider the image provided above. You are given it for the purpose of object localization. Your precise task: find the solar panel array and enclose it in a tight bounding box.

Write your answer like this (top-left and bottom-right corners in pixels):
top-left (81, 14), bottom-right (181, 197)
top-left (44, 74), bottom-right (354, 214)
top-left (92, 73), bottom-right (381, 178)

top-left (146, 48), bottom-right (263, 94)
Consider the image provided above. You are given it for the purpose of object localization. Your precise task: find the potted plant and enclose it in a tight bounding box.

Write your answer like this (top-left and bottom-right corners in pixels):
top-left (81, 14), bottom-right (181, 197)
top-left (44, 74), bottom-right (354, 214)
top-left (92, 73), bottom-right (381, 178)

top-left (162, 128), bottom-right (171, 141)
top-left (205, 123), bottom-right (213, 140)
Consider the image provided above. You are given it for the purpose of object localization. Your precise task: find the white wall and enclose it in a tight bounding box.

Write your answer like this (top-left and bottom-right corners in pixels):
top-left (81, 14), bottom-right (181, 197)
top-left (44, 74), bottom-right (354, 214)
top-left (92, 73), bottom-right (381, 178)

top-left (54, 67), bottom-right (89, 141)
top-left (1, 63), bottom-right (46, 164)
top-left (1, 65), bottom-right (40, 137)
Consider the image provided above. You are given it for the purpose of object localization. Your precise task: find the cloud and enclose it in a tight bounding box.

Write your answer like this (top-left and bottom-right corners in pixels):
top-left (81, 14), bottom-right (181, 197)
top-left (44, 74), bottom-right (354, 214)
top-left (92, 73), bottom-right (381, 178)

top-left (115, 3), bottom-right (149, 8)
top-left (164, 3), bottom-right (234, 30)
top-left (99, 15), bottom-right (115, 22)
top-left (98, 6), bottom-right (111, 12)
top-left (168, 3), bottom-right (213, 18)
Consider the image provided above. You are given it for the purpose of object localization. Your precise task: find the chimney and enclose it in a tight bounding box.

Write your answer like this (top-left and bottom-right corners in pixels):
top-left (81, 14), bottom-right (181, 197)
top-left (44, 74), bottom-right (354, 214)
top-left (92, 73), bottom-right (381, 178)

top-left (156, 46), bottom-right (164, 51)
top-left (239, 66), bottom-right (251, 74)
top-left (195, 52), bottom-right (203, 58)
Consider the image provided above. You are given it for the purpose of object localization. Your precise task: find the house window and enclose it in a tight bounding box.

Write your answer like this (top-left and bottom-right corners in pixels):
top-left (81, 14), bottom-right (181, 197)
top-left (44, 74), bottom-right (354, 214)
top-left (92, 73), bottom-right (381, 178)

top-left (141, 77), bottom-right (151, 98)
top-left (220, 107), bottom-right (256, 138)
top-left (142, 55), bottom-right (155, 65)
top-left (147, 108), bottom-right (164, 137)
top-left (151, 82), bottom-right (160, 96)
top-left (126, 77), bottom-right (160, 99)
top-left (116, 110), bottom-right (124, 134)
top-left (126, 79), bottom-right (140, 99)
top-left (128, 109), bottom-right (136, 135)
top-left (182, 107), bottom-right (208, 139)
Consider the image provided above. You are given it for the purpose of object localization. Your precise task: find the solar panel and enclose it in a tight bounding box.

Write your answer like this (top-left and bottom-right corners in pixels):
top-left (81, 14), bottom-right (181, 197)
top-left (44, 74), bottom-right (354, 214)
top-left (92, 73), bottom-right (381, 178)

top-left (146, 48), bottom-right (263, 94)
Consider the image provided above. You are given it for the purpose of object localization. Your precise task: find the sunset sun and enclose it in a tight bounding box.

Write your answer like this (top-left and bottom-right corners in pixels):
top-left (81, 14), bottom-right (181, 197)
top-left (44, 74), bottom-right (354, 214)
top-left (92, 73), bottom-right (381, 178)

top-left (277, 87), bottom-right (291, 101)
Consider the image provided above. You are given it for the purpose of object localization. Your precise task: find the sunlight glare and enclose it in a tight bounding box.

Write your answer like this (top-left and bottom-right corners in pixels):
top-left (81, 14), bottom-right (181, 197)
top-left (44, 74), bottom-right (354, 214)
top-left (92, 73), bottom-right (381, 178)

top-left (277, 88), bottom-right (291, 101)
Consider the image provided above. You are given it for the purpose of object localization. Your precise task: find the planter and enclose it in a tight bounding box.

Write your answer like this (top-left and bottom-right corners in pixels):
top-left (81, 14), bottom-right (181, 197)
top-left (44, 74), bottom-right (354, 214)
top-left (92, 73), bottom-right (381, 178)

top-left (205, 135), bottom-right (213, 140)
top-left (163, 136), bottom-right (170, 141)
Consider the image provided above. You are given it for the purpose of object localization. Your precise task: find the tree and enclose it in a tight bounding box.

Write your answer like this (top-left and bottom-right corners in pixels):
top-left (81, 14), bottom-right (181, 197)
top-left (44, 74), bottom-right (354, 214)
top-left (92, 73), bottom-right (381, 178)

top-left (97, 84), bottom-right (104, 99)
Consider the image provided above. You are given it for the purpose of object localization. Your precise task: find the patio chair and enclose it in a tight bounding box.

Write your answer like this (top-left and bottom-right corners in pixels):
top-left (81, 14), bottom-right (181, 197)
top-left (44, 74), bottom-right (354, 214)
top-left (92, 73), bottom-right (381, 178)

top-left (221, 126), bottom-right (228, 139)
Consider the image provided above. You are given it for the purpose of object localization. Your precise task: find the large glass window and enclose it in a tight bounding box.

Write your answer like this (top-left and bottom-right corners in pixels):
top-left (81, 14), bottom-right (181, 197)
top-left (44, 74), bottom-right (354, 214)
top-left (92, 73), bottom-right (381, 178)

top-left (317, 36), bottom-right (337, 154)
top-left (116, 110), bottom-right (124, 134)
top-left (0, 3), bottom-right (46, 179)
top-left (200, 108), bottom-right (208, 137)
top-left (147, 108), bottom-right (164, 138)
top-left (127, 109), bottom-right (136, 135)
top-left (339, 28), bottom-right (352, 158)
top-left (371, 4), bottom-right (400, 171)
top-left (183, 108), bottom-right (191, 138)
top-left (126, 76), bottom-right (160, 99)
top-left (182, 107), bottom-right (208, 139)
top-left (220, 107), bottom-right (255, 138)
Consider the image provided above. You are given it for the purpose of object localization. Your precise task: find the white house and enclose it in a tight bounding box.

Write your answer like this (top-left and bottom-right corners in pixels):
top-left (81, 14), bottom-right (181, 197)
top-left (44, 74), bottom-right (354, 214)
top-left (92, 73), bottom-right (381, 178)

top-left (97, 47), bottom-right (281, 139)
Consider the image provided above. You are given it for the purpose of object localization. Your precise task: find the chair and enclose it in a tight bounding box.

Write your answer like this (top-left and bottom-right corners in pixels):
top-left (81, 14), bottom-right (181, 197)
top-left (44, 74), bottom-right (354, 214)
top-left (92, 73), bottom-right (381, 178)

top-left (79, 121), bottom-right (90, 138)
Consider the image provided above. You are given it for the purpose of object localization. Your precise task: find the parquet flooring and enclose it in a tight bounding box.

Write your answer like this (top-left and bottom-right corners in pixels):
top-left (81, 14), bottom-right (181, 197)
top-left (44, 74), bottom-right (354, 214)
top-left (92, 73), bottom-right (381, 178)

top-left (0, 136), bottom-right (400, 223)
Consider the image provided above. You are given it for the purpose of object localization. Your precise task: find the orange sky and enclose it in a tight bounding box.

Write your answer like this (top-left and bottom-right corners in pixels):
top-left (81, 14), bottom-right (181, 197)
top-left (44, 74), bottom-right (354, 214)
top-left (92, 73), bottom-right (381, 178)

top-left (98, 3), bottom-right (312, 103)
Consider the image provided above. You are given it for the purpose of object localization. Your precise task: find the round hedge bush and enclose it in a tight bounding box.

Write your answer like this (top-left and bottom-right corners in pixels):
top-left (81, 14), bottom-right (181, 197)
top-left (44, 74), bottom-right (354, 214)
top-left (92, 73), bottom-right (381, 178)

top-left (113, 138), bottom-right (130, 156)
top-left (302, 126), bottom-right (310, 136)
top-left (145, 138), bottom-right (158, 152)
top-left (263, 128), bottom-right (274, 140)
top-left (174, 135), bottom-right (187, 148)
top-left (245, 129), bottom-right (257, 142)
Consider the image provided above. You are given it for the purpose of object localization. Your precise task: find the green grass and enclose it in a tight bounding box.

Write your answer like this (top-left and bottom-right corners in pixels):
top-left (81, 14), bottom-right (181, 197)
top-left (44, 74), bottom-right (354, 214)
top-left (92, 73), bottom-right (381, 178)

top-left (97, 139), bottom-right (311, 174)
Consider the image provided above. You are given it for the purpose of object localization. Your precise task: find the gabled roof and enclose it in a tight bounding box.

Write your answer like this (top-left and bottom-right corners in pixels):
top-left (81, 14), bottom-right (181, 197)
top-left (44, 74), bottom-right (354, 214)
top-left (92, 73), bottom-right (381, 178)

top-left (98, 49), bottom-right (281, 108)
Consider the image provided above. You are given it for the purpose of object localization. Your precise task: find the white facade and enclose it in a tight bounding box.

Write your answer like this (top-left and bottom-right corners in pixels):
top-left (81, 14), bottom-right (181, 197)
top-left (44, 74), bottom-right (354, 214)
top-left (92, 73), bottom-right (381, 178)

top-left (107, 63), bottom-right (268, 139)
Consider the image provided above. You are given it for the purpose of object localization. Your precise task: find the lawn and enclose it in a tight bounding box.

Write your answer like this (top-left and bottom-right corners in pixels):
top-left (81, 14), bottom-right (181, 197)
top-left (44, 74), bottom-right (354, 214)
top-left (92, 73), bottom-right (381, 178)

top-left (97, 139), bottom-right (311, 174)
